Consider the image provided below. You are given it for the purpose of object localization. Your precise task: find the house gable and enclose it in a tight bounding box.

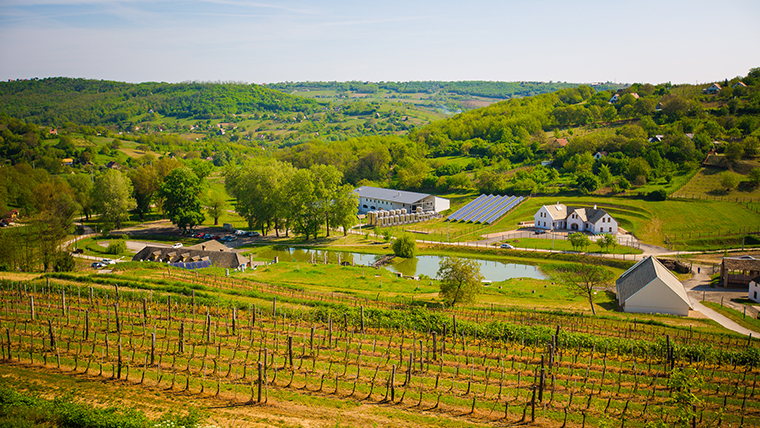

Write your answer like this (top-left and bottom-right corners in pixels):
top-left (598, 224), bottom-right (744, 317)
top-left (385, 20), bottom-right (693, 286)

top-left (623, 278), bottom-right (691, 316)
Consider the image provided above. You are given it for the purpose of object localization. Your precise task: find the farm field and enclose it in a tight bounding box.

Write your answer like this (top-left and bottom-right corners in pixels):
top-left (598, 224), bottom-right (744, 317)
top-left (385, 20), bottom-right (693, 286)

top-left (1, 269), bottom-right (759, 428)
top-left (673, 165), bottom-right (760, 201)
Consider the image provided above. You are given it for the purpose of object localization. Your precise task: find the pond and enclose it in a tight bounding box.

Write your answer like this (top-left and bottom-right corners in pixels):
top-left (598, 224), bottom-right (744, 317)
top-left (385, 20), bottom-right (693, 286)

top-left (253, 247), bottom-right (546, 282)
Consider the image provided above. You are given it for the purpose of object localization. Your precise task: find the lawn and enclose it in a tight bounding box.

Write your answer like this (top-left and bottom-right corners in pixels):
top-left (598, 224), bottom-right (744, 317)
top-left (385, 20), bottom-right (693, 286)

top-left (500, 237), bottom-right (643, 255)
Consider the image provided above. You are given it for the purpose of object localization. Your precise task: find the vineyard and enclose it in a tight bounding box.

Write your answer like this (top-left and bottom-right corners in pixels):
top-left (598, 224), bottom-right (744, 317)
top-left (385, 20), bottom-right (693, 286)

top-left (2, 272), bottom-right (760, 427)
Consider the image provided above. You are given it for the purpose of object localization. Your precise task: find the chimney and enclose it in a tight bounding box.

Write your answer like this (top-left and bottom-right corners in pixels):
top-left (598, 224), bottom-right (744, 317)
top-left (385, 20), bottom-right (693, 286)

top-left (594, 205), bottom-right (597, 210)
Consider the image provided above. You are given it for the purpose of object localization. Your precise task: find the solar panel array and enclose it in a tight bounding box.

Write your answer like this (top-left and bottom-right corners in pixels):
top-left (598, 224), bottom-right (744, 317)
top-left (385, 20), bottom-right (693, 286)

top-left (446, 194), bottom-right (524, 224)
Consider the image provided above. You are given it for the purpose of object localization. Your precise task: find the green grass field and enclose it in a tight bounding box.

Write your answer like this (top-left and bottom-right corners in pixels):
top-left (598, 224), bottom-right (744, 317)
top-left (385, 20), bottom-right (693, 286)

top-left (500, 237), bottom-right (643, 255)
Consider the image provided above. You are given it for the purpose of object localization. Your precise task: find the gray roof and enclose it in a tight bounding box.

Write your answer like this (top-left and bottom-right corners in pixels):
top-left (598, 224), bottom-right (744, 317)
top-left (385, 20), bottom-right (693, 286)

top-left (722, 255), bottom-right (760, 272)
top-left (187, 240), bottom-right (232, 252)
top-left (543, 204), bottom-right (609, 223)
top-left (355, 186), bottom-right (431, 205)
top-left (132, 245), bottom-right (248, 269)
top-left (616, 256), bottom-right (692, 307)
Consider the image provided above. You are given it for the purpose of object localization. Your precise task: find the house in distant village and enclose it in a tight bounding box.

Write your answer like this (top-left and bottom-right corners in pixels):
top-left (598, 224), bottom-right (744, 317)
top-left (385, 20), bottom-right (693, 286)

top-left (703, 83), bottom-right (722, 95)
top-left (534, 203), bottom-right (617, 234)
top-left (593, 151), bottom-right (607, 161)
top-left (616, 256), bottom-right (693, 316)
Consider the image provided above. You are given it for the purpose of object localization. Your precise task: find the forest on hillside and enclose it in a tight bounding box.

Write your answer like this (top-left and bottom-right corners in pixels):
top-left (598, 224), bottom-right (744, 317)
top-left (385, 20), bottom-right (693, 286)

top-left (2, 69), bottom-right (760, 270)
top-left (0, 78), bottom-right (321, 126)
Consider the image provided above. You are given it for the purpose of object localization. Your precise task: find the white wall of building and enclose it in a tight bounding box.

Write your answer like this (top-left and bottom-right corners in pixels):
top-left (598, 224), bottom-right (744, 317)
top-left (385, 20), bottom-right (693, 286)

top-left (623, 278), bottom-right (691, 316)
top-left (750, 280), bottom-right (760, 303)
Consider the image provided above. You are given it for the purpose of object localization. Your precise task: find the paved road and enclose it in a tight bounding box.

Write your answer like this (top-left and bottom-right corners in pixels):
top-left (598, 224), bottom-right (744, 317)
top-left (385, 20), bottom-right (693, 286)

top-left (681, 264), bottom-right (757, 336)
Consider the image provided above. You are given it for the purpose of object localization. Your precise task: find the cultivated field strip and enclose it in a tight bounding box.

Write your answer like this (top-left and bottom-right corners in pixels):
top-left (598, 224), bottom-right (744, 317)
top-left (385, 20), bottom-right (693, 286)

top-left (162, 269), bottom-right (750, 352)
top-left (1, 279), bottom-right (759, 427)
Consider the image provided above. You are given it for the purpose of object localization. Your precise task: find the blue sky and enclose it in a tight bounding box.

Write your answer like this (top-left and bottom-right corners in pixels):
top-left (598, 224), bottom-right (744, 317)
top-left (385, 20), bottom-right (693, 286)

top-left (1, 0), bottom-right (758, 85)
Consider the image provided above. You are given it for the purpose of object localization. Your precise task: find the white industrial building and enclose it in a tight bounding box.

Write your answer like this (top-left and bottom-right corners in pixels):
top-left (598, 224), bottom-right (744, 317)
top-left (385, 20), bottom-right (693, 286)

top-left (355, 186), bottom-right (450, 215)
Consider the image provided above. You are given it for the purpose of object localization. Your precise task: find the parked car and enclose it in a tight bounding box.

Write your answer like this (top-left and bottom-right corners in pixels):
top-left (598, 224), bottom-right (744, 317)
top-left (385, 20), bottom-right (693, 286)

top-left (500, 243), bottom-right (515, 249)
top-left (203, 234), bottom-right (212, 239)
top-left (248, 231), bottom-right (260, 237)
top-left (172, 243), bottom-right (183, 249)
top-left (235, 230), bottom-right (245, 235)
top-left (534, 229), bottom-right (546, 235)
top-left (92, 262), bottom-right (104, 268)
top-left (227, 235), bottom-right (237, 241)
top-left (101, 259), bottom-right (115, 265)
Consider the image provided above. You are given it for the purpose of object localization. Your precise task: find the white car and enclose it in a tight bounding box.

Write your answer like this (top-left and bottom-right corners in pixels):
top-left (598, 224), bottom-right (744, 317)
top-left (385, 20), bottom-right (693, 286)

top-left (101, 258), bottom-right (116, 265)
top-left (172, 243), bottom-right (183, 249)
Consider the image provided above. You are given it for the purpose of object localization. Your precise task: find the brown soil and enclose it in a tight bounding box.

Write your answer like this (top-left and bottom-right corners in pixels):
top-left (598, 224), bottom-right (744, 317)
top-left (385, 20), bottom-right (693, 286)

top-left (0, 362), bottom-right (565, 428)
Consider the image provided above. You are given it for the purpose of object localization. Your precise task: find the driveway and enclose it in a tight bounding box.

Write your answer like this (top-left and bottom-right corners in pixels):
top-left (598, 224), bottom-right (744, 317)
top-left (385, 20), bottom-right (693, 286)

top-left (683, 264), bottom-right (757, 336)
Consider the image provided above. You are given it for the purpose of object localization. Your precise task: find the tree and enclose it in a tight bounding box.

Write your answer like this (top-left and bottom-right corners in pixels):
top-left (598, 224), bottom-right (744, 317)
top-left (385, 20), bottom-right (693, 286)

top-left (626, 157), bottom-right (651, 184)
top-left (392, 233), bottom-right (417, 258)
top-left (284, 168), bottom-right (321, 240)
top-left (598, 164), bottom-right (612, 186)
top-left (437, 256), bottom-right (484, 306)
top-left (66, 173), bottom-right (94, 221)
top-left (129, 165), bottom-right (159, 220)
top-left (205, 191), bottom-right (227, 226)
top-left (226, 159), bottom-right (295, 237)
top-left (597, 233), bottom-right (617, 253)
top-left (310, 164), bottom-right (343, 237)
top-left (575, 172), bottom-right (599, 194)
top-left (725, 141), bottom-right (745, 162)
top-left (329, 183), bottom-right (359, 236)
top-left (185, 158), bottom-right (214, 181)
top-left (160, 167), bottom-right (205, 231)
top-left (719, 171), bottom-right (741, 191)
top-left (33, 180), bottom-right (79, 271)
top-left (748, 168), bottom-right (760, 188)
top-left (92, 169), bottom-right (136, 230)
top-left (561, 264), bottom-right (613, 315)
top-left (568, 232), bottom-right (592, 252)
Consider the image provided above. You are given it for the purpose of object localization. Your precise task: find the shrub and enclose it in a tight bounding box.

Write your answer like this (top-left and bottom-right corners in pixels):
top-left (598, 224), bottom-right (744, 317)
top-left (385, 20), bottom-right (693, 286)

top-left (392, 233), bottom-right (417, 258)
top-left (647, 189), bottom-right (668, 201)
top-left (106, 240), bottom-right (126, 254)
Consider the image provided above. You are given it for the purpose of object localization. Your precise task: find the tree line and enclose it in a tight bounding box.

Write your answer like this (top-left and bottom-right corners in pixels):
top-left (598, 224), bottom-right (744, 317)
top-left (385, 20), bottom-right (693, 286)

top-left (225, 159), bottom-right (357, 240)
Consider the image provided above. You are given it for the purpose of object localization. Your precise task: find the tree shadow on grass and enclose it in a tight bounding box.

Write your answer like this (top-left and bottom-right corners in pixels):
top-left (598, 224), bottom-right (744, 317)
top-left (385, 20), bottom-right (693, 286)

top-left (596, 289), bottom-right (621, 312)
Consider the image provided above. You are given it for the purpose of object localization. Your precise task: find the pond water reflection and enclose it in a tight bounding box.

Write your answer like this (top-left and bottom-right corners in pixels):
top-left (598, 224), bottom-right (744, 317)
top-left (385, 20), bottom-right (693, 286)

top-left (254, 247), bottom-right (545, 282)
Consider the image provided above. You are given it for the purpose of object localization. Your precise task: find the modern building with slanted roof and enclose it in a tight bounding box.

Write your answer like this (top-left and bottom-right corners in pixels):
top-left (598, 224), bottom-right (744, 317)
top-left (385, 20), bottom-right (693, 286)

top-left (616, 256), bottom-right (693, 316)
top-left (534, 203), bottom-right (617, 235)
top-left (355, 186), bottom-right (449, 215)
